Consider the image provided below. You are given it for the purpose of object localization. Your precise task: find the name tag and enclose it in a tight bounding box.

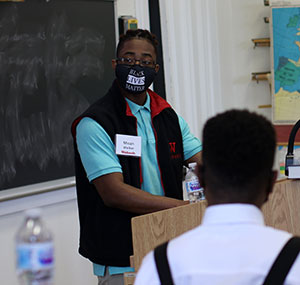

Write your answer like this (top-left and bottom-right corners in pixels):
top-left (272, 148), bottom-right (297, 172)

top-left (115, 134), bottom-right (142, 157)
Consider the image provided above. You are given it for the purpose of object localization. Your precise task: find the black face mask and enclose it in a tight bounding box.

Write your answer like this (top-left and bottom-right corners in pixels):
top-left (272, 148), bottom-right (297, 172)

top-left (115, 64), bottom-right (157, 94)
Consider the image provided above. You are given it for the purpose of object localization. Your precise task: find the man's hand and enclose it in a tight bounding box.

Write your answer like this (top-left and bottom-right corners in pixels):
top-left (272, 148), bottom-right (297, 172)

top-left (93, 172), bottom-right (188, 214)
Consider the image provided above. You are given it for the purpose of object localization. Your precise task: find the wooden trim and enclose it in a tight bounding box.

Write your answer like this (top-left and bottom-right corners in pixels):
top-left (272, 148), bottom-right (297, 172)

top-left (275, 125), bottom-right (300, 144)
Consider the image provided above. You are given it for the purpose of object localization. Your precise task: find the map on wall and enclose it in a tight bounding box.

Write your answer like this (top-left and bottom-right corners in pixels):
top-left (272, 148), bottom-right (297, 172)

top-left (271, 6), bottom-right (300, 123)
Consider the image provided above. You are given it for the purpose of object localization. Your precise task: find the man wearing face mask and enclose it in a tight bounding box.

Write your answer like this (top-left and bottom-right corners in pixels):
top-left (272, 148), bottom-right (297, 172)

top-left (71, 29), bottom-right (202, 285)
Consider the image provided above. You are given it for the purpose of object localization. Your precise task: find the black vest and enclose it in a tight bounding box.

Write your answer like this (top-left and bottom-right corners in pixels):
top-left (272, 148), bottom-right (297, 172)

top-left (71, 80), bottom-right (184, 266)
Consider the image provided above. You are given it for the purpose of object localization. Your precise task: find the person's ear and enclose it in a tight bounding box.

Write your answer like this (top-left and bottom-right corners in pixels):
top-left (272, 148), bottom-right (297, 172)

top-left (268, 170), bottom-right (278, 195)
top-left (112, 59), bottom-right (117, 70)
top-left (264, 170), bottom-right (278, 202)
top-left (155, 63), bottom-right (159, 73)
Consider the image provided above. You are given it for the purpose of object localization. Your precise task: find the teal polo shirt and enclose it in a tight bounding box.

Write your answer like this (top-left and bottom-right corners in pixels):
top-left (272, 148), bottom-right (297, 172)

top-left (76, 93), bottom-right (202, 276)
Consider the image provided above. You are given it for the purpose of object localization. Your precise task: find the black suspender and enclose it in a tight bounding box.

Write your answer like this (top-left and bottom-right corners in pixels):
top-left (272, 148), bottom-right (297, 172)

top-left (262, 236), bottom-right (300, 285)
top-left (154, 241), bottom-right (174, 285)
top-left (154, 237), bottom-right (300, 285)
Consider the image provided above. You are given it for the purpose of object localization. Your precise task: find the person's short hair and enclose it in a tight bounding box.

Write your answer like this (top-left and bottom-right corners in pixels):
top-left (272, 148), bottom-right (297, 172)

top-left (202, 109), bottom-right (276, 202)
top-left (116, 29), bottom-right (159, 57)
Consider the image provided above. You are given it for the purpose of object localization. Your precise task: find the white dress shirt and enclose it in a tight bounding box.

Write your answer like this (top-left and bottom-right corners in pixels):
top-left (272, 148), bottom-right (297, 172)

top-left (135, 204), bottom-right (300, 285)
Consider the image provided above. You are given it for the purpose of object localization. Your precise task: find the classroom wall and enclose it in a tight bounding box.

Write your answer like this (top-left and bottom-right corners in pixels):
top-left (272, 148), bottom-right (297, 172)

top-left (216, 0), bottom-right (271, 117)
top-left (160, 0), bottom-right (271, 139)
top-left (0, 1), bottom-right (273, 284)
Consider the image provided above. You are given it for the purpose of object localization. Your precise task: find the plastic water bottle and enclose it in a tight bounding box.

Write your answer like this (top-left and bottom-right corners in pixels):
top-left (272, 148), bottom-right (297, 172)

top-left (16, 208), bottom-right (54, 285)
top-left (185, 162), bottom-right (205, 203)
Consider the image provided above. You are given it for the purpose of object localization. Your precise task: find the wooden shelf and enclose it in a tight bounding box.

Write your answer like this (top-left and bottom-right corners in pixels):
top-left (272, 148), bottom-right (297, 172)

top-left (252, 1), bottom-right (271, 111)
top-left (251, 71), bottom-right (271, 83)
top-left (258, 104), bottom-right (272, 109)
top-left (252, 38), bottom-right (270, 48)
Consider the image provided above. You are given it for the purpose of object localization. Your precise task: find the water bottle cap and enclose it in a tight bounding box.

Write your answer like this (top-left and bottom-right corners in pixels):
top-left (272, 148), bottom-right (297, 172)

top-left (188, 162), bottom-right (197, 168)
top-left (25, 208), bottom-right (42, 218)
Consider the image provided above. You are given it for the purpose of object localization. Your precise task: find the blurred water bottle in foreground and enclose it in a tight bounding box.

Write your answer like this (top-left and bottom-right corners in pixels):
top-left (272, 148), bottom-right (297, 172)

top-left (16, 208), bottom-right (54, 285)
top-left (185, 162), bottom-right (205, 203)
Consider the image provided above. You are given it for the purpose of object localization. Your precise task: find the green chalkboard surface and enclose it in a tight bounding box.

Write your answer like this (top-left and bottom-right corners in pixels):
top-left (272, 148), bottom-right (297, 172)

top-left (0, 0), bottom-right (116, 191)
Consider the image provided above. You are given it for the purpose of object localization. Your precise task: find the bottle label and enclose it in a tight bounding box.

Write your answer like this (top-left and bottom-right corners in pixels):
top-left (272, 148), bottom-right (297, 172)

top-left (17, 242), bottom-right (54, 270)
top-left (186, 180), bottom-right (201, 193)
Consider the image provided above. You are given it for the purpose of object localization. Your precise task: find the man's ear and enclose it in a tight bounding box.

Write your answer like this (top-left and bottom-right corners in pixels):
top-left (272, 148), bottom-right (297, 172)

top-left (268, 170), bottom-right (278, 195)
top-left (112, 59), bottom-right (117, 70)
top-left (155, 63), bottom-right (160, 73)
top-left (264, 170), bottom-right (278, 202)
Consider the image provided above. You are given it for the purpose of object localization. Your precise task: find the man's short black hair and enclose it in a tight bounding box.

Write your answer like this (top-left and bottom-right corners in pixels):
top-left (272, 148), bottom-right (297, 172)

top-left (116, 29), bottom-right (159, 57)
top-left (202, 109), bottom-right (276, 202)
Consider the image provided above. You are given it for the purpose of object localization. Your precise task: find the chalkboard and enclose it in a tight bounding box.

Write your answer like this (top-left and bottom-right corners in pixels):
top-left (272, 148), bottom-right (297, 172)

top-left (0, 0), bottom-right (116, 191)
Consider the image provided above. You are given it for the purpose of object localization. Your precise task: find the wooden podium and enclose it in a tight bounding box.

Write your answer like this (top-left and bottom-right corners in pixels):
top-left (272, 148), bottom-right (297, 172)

top-left (130, 178), bottom-right (300, 274)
